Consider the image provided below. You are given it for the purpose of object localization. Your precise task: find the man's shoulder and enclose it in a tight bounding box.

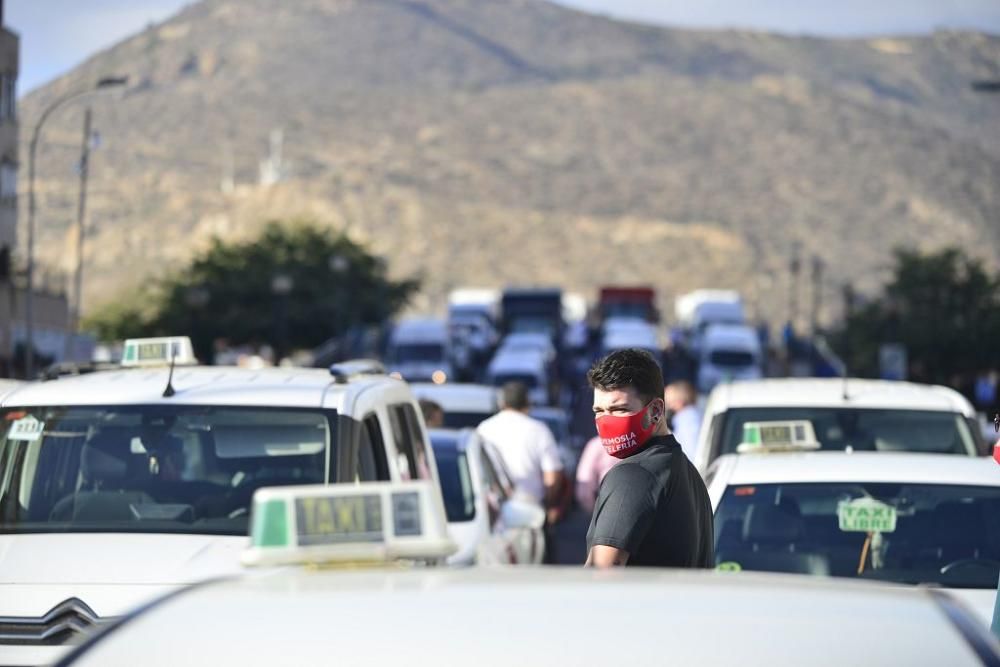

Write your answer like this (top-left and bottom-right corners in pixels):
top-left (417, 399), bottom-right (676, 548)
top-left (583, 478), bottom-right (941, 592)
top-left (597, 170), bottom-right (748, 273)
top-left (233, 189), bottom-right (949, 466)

top-left (602, 458), bottom-right (658, 487)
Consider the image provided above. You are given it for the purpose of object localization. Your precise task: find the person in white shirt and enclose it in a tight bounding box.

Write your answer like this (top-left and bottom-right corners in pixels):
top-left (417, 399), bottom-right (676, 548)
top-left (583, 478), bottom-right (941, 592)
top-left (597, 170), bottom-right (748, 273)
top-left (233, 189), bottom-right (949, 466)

top-left (477, 381), bottom-right (566, 524)
top-left (665, 380), bottom-right (703, 461)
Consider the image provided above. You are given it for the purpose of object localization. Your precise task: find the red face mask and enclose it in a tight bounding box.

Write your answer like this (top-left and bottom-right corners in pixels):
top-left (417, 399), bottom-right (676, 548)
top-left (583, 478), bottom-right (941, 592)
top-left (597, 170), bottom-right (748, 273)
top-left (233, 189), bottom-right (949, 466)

top-left (595, 401), bottom-right (660, 459)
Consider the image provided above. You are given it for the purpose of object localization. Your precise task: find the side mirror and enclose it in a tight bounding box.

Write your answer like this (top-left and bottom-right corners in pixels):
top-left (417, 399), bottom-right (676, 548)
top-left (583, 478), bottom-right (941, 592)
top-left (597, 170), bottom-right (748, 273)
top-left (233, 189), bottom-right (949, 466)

top-left (500, 498), bottom-right (545, 530)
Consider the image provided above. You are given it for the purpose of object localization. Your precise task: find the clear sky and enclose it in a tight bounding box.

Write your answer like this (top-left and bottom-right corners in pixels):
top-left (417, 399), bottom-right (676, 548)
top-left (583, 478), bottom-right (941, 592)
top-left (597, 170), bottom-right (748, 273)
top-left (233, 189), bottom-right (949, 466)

top-left (8, 0), bottom-right (1000, 95)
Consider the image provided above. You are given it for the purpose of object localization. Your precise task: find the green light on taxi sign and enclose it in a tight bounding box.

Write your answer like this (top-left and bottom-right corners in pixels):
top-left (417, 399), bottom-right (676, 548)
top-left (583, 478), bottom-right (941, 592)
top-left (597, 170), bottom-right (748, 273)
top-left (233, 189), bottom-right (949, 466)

top-left (252, 499), bottom-right (290, 548)
top-left (742, 424), bottom-right (762, 445)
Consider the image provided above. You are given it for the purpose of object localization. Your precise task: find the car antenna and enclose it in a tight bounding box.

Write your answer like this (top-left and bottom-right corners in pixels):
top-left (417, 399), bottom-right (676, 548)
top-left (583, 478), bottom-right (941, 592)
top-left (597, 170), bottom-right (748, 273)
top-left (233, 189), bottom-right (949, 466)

top-left (163, 344), bottom-right (177, 398)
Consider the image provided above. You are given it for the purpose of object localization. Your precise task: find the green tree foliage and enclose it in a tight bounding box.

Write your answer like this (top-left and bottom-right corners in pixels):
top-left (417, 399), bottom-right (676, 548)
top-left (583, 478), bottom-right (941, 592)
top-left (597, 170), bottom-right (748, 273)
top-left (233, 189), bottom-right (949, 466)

top-left (834, 247), bottom-right (1000, 384)
top-left (84, 222), bottom-right (419, 360)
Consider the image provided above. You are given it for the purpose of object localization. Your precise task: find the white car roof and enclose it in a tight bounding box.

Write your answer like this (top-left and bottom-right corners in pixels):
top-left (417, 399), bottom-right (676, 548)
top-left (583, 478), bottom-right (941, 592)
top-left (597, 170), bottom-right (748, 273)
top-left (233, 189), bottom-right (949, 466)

top-left (488, 351), bottom-right (546, 374)
top-left (410, 383), bottom-right (499, 413)
top-left (714, 451), bottom-right (1000, 487)
top-left (66, 567), bottom-right (987, 666)
top-left (0, 366), bottom-right (403, 410)
top-left (704, 378), bottom-right (976, 417)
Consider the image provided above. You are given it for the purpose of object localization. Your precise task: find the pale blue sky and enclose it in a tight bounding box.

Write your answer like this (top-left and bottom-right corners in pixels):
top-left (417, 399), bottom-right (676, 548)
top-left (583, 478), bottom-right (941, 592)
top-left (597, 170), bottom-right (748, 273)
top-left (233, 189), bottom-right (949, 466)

top-left (8, 0), bottom-right (1000, 95)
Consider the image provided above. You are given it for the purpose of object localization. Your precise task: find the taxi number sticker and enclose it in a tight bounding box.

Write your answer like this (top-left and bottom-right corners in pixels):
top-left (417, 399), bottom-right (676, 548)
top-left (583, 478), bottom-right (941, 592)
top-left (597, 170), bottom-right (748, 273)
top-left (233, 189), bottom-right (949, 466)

top-left (295, 495), bottom-right (383, 546)
top-left (7, 416), bottom-right (44, 442)
top-left (838, 497), bottom-right (897, 533)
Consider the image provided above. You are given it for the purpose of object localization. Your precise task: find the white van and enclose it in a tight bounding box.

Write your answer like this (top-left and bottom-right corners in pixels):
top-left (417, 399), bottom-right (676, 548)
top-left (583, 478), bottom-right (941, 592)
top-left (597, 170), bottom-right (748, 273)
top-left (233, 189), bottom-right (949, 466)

top-left (386, 319), bottom-right (453, 383)
top-left (696, 324), bottom-right (763, 394)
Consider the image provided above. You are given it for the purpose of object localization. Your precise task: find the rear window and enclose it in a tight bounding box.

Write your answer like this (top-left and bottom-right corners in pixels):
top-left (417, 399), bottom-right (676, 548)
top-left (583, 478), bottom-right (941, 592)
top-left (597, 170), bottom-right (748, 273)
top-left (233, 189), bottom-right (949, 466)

top-left (442, 411), bottom-right (494, 429)
top-left (714, 408), bottom-right (977, 459)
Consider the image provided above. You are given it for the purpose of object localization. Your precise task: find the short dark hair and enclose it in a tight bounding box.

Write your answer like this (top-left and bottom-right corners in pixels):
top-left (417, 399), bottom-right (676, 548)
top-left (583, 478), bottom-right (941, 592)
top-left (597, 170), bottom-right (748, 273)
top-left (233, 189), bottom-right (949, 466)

top-left (418, 399), bottom-right (443, 422)
top-left (501, 381), bottom-right (530, 410)
top-left (588, 348), bottom-right (664, 404)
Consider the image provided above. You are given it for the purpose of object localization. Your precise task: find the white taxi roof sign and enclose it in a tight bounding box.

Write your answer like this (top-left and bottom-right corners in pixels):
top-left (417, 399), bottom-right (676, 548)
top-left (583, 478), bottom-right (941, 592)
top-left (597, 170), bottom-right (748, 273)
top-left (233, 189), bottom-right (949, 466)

top-left (737, 419), bottom-right (821, 454)
top-left (242, 481), bottom-right (456, 568)
top-left (121, 337), bottom-right (197, 367)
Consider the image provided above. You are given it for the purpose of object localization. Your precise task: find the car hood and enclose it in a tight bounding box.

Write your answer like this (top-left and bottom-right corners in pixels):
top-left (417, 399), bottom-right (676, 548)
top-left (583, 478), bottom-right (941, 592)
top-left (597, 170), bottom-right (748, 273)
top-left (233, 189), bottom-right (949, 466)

top-left (0, 533), bottom-right (246, 588)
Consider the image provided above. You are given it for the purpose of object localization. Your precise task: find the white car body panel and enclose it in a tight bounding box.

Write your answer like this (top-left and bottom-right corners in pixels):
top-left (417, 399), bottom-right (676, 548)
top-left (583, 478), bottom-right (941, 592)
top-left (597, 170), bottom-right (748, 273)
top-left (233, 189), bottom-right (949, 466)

top-left (65, 568), bottom-right (990, 667)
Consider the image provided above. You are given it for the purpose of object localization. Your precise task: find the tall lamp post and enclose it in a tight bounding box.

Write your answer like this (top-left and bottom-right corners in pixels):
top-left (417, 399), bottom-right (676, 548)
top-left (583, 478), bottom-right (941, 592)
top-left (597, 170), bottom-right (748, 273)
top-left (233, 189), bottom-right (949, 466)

top-left (24, 76), bottom-right (127, 378)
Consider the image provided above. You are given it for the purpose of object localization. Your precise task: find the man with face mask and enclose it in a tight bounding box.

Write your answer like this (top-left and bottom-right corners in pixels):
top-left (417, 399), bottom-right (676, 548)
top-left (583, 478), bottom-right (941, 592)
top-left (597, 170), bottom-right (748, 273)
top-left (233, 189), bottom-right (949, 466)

top-left (585, 349), bottom-right (714, 568)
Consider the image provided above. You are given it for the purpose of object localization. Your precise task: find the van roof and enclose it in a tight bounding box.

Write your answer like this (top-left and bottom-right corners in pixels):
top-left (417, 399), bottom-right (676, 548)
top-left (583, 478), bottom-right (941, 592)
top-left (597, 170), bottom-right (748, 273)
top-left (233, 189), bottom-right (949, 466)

top-left (0, 366), bottom-right (401, 410)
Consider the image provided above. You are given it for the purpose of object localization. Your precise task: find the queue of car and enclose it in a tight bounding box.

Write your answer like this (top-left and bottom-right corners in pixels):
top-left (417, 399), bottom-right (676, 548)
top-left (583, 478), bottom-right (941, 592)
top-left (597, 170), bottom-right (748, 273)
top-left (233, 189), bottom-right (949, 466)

top-left (6, 332), bottom-right (1000, 664)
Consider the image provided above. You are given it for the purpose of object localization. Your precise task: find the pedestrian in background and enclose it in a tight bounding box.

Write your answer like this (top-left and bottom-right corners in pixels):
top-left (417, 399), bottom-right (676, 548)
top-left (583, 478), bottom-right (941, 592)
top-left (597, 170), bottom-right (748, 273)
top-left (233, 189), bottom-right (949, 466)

top-left (575, 435), bottom-right (618, 514)
top-left (665, 380), bottom-right (703, 461)
top-left (585, 349), bottom-right (713, 568)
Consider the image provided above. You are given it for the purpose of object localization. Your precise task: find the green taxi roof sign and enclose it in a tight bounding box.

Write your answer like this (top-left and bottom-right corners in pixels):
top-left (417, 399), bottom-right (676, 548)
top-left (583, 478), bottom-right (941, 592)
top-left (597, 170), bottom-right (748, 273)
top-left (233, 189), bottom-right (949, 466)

top-left (242, 481), bottom-right (457, 568)
top-left (122, 337), bottom-right (197, 368)
top-left (736, 420), bottom-right (821, 454)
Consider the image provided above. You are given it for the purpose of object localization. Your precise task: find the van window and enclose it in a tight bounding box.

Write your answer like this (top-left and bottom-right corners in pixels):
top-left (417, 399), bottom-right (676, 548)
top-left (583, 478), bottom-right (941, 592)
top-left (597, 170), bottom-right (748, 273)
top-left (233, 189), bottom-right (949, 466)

top-left (389, 404), bottom-right (432, 481)
top-left (709, 350), bottom-right (756, 367)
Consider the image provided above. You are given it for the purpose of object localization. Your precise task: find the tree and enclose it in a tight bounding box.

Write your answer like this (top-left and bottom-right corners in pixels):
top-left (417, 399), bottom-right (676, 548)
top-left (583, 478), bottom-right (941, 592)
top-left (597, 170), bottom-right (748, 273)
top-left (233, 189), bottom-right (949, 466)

top-left (85, 221), bottom-right (419, 361)
top-left (833, 247), bottom-right (1000, 385)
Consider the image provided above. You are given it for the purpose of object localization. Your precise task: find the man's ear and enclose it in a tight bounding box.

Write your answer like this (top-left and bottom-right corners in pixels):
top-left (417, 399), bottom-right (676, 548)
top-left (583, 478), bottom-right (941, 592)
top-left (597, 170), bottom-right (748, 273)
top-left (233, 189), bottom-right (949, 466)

top-left (650, 398), bottom-right (666, 423)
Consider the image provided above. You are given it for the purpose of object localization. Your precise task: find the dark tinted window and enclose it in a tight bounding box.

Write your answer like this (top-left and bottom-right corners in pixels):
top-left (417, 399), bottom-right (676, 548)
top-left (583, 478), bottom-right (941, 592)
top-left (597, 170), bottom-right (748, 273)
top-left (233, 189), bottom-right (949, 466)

top-left (389, 403), bottom-right (432, 481)
top-left (442, 411), bottom-right (494, 429)
top-left (356, 414), bottom-right (389, 482)
top-left (716, 408), bottom-right (976, 458)
top-left (709, 350), bottom-right (755, 367)
top-left (393, 343), bottom-right (445, 363)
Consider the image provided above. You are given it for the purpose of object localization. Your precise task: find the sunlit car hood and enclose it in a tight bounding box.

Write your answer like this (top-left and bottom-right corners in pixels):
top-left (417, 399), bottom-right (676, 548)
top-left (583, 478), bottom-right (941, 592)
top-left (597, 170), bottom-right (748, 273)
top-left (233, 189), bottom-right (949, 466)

top-left (0, 533), bottom-right (246, 588)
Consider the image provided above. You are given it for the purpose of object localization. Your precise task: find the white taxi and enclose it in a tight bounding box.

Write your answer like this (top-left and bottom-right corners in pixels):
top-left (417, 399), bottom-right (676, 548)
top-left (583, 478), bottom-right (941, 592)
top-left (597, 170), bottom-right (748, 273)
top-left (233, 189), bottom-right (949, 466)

top-left (0, 337), bottom-right (442, 666)
top-left (693, 377), bottom-right (984, 472)
top-left (706, 421), bottom-right (1000, 624)
top-left (56, 480), bottom-right (1000, 667)
top-left (429, 428), bottom-right (545, 565)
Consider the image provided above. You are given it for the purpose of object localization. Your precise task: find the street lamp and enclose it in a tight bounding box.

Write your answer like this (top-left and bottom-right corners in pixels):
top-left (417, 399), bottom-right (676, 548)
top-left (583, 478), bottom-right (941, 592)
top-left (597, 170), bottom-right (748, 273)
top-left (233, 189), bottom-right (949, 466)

top-left (24, 76), bottom-right (127, 378)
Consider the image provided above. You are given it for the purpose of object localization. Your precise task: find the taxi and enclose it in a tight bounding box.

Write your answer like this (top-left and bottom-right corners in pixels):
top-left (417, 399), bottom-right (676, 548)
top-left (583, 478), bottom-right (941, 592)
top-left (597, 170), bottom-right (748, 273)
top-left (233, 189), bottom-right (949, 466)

top-left (429, 428), bottom-right (544, 565)
top-left (0, 337), bottom-right (443, 666)
top-left (706, 420), bottom-right (1000, 624)
top-left (56, 480), bottom-right (1000, 667)
top-left (693, 377), bottom-right (984, 472)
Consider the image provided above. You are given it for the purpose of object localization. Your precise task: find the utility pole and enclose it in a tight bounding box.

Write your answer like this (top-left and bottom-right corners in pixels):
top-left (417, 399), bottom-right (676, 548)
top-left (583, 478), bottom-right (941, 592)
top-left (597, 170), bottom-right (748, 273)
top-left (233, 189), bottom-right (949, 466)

top-left (810, 255), bottom-right (824, 337)
top-left (66, 107), bottom-right (93, 360)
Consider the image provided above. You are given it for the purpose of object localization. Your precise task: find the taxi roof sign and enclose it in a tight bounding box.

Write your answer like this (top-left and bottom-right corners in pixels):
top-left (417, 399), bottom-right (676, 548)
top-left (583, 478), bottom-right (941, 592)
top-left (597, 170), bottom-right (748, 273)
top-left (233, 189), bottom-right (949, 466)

top-left (121, 337), bottom-right (197, 368)
top-left (242, 481), bottom-right (456, 568)
top-left (737, 420), bottom-right (821, 454)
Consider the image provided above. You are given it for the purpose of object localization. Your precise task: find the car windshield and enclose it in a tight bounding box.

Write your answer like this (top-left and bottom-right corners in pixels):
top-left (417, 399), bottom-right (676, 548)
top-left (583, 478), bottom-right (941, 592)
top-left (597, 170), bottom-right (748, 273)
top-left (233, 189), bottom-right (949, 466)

top-left (716, 408), bottom-right (977, 457)
top-left (431, 443), bottom-right (475, 523)
top-left (393, 343), bottom-right (445, 363)
top-left (715, 482), bottom-right (1000, 589)
top-left (709, 350), bottom-right (755, 367)
top-left (442, 411), bottom-right (494, 429)
top-left (0, 405), bottom-right (334, 536)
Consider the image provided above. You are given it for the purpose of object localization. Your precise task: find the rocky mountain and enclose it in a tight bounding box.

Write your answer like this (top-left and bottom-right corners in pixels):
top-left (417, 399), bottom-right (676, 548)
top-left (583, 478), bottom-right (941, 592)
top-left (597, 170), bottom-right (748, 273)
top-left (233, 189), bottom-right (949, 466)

top-left (19, 0), bottom-right (1000, 327)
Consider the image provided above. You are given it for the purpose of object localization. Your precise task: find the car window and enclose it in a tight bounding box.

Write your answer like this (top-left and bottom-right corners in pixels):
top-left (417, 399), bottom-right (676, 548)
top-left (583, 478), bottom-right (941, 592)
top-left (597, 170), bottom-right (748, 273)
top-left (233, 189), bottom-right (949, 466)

top-left (356, 414), bottom-right (389, 482)
top-left (0, 405), bottom-right (335, 536)
top-left (715, 408), bottom-right (976, 459)
top-left (433, 446), bottom-right (476, 523)
top-left (714, 482), bottom-right (1000, 589)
